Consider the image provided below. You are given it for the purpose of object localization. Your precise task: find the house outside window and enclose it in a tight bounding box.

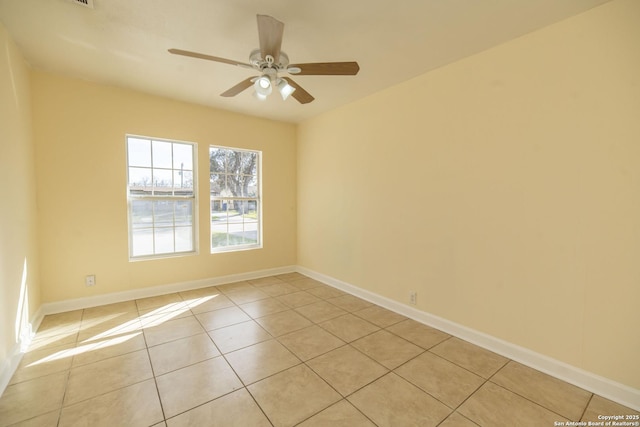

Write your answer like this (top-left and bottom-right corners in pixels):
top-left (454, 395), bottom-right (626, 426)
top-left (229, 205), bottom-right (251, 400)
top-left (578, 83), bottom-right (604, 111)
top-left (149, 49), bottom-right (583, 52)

top-left (210, 146), bottom-right (261, 252)
top-left (126, 135), bottom-right (197, 259)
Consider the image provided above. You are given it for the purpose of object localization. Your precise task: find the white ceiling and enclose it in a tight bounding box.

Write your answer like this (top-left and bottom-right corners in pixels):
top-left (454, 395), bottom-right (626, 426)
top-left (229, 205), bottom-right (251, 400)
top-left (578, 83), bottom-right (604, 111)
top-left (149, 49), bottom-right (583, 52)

top-left (0, 0), bottom-right (610, 123)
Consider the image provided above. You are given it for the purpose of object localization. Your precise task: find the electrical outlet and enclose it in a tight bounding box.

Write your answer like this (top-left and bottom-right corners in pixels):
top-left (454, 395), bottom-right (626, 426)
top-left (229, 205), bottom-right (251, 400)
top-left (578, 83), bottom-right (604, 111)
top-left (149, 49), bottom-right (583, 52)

top-left (85, 275), bottom-right (96, 287)
top-left (409, 291), bottom-right (417, 305)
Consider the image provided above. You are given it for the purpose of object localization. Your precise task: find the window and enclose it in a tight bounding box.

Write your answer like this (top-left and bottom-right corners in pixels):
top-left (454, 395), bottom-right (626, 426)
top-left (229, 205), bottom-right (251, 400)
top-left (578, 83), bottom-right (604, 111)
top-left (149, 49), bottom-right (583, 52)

top-left (126, 135), bottom-right (197, 259)
top-left (210, 146), bottom-right (261, 252)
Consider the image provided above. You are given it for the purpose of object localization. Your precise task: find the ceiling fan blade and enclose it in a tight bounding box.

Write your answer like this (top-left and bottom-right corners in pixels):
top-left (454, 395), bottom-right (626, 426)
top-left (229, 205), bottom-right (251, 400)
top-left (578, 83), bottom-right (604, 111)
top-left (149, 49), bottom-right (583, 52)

top-left (220, 77), bottom-right (255, 97)
top-left (257, 14), bottom-right (284, 63)
top-left (283, 77), bottom-right (314, 104)
top-left (168, 48), bottom-right (252, 68)
top-left (289, 62), bottom-right (360, 76)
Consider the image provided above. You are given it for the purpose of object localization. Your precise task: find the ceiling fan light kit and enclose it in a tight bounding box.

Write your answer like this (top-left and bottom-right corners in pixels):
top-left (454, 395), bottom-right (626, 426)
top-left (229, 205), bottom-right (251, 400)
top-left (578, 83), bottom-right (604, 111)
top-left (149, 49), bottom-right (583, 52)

top-left (254, 75), bottom-right (273, 97)
top-left (168, 14), bottom-right (360, 104)
top-left (276, 78), bottom-right (296, 100)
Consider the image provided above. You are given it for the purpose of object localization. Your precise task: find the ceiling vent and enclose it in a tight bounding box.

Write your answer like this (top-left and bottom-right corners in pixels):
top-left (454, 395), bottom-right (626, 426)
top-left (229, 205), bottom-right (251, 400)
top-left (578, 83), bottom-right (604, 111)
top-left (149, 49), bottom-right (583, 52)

top-left (69, 0), bottom-right (94, 9)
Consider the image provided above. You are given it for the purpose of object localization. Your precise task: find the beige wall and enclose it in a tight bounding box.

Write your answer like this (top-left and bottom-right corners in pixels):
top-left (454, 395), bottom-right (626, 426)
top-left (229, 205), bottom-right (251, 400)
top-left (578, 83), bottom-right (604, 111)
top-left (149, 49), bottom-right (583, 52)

top-left (297, 0), bottom-right (640, 389)
top-left (32, 71), bottom-right (297, 303)
top-left (2, 0), bottom-right (638, 396)
top-left (0, 25), bottom-right (41, 371)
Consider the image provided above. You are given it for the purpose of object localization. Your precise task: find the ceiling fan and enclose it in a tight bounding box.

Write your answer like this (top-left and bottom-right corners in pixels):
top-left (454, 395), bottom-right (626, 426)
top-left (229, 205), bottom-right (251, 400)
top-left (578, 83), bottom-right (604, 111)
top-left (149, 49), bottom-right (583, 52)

top-left (168, 14), bottom-right (360, 104)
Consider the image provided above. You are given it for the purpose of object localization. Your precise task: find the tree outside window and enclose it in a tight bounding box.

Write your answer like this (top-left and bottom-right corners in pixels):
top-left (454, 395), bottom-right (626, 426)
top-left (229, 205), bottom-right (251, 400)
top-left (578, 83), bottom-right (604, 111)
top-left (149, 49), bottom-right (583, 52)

top-left (210, 146), bottom-right (261, 252)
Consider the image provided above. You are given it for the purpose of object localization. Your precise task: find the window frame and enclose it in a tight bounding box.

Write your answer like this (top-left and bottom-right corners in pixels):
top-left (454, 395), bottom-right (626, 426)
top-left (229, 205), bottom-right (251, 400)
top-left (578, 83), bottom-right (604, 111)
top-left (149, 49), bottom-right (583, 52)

top-left (209, 144), bottom-right (262, 253)
top-left (126, 134), bottom-right (198, 261)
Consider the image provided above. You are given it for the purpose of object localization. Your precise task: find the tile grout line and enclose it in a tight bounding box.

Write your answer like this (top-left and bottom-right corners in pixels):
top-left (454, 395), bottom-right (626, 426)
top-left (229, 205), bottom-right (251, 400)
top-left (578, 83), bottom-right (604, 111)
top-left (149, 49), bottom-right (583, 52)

top-left (484, 361), bottom-right (595, 421)
top-left (296, 313), bottom-right (488, 424)
top-left (163, 298), bottom-right (264, 422)
top-left (440, 359), bottom-right (515, 424)
top-left (296, 356), bottom-right (378, 426)
top-left (191, 301), bottom-right (278, 426)
top-left (215, 283), bottom-right (379, 426)
top-left (55, 311), bottom-right (84, 426)
top-left (434, 411), bottom-right (481, 427)
top-left (174, 284), bottom-right (431, 425)
top-left (10, 275), bottom-right (636, 425)
top-left (145, 291), bottom-right (189, 424)
top-left (484, 379), bottom-right (586, 422)
top-left (579, 394), bottom-right (596, 422)
top-left (16, 313), bottom-right (160, 424)
top-left (142, 325), bottom-right (169, 425)
top-left (183, 279), bottom-right (301, 424)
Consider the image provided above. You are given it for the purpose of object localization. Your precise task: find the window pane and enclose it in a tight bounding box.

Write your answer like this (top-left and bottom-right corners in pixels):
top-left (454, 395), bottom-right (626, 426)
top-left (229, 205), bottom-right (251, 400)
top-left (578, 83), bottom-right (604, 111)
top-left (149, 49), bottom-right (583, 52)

top-left (127, 135), bottom-right (197, 259)
top-left (153, 201), bottom-right (174, 227)
top-left (173, 170), bottom-right (193, 195)
top-left (211, 201), bottom-right (227, 223)
top-left (152, 141), bottom-right (173, 168)
top-left (131, 200), bottom-right (153, 228)
top-left (244, 223), bottom-right (258, 245)
top-left (226, 150), bottom-right (239, 174)
top-left (223, 175), bottom-right (236, 197)
top-left (128, 138), bottom-right (151, 167)
top-left (234, 200), bottom-right (249, 217)
top-left (228, 207), bottom-right (243, 223)
top-left (245, 212), bottom-right (258, 222)
top-left (228, 223), bottom-right (245, 246)
top-left (211, 223), bottom-right (228, 248)
top-left (175, 226), bottom-right (193, 252)
top-left (210, 148), bottom-right (226, 173)
top-left (153, 168), bottom-right (173, 187)
top-left (210, 146), bottom-right (260, 253)
top-left (153, 169), bottom-right (173, 195)
top-left (175, 200), bottom-right (192, 225)
top-left (247, 200), bottom-right (258, 215)
top-left (154, 228), bottom-right (174, 254)
top-left (129, 168), bottom-right (152, 195)
top-left (241, 152), bottom-right (257, 175)
top-left (246, 176), bottom-right (258, 197)
top-left (235, 174), bottom-right (250, 197)
top-left (210, 174), bottom-right (224, 196)
top-left (132, 229), bottom-right (154, 257)
top-left (173, 143), bottom-right (193, 170)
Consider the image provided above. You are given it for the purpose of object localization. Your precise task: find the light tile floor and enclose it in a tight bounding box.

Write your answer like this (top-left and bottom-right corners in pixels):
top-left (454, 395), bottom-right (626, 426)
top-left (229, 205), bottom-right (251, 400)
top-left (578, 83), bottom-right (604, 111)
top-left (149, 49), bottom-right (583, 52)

top-left (1, 273), bottom-right (638, 426)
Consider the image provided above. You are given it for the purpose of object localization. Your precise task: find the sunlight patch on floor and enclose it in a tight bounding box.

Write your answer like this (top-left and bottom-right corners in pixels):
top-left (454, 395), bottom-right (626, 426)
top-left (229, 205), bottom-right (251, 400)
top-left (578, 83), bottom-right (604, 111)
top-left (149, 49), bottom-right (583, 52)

top-left (27, 293), bottom-right (216, 366)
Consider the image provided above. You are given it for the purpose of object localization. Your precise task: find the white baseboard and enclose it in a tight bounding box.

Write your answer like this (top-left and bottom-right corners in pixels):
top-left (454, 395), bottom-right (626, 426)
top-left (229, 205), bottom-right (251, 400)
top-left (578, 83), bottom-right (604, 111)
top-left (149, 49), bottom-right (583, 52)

top-left (5, 264), bottom-right (637, 410)
top-left (0, 265), bottom-right (295, 397)
top-left (40, 265), bottom-right (296, 315)
top-left (296, 266), bottom-right (640, 411)
top-left (0, 306), bottom-right (44, 398)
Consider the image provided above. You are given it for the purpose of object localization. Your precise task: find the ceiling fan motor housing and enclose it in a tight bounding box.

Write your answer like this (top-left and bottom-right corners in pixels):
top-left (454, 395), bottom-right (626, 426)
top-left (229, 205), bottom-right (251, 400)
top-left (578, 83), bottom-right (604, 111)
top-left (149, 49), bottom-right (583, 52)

top-left (249, 49), bottom-right (290, 73)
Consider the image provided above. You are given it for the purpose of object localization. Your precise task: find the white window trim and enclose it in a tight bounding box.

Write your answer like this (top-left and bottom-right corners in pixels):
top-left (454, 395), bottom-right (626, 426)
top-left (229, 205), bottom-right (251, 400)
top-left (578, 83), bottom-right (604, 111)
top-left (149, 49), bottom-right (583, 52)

top-left (126, 134), bottom-right (199, 261)
top-left (210, 144), bottom-right (263, 253)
